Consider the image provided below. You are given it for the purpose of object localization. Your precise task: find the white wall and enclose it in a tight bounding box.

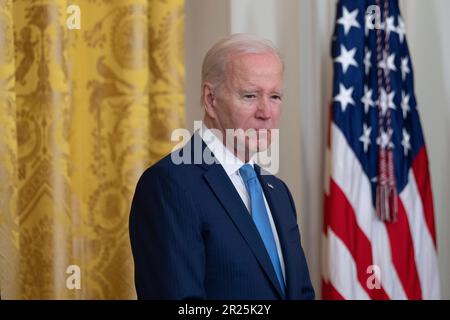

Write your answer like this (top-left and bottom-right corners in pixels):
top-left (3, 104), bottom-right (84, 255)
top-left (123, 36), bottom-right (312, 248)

top-left (185, 0), bottom-right (450, 299)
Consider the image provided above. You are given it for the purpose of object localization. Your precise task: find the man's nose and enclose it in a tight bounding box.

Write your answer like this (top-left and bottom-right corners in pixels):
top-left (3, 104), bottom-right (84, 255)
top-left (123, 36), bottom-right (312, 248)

top-left (256, 97), bottom-right (272, 119)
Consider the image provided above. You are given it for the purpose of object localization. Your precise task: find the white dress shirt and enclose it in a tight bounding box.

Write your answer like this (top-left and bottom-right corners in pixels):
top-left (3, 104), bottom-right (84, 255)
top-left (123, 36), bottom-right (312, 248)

top-left (199, 124), bottom-right (286, 283)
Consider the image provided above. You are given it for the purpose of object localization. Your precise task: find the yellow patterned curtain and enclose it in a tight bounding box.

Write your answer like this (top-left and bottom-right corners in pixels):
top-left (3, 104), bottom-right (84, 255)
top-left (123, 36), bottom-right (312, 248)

top-left (0, 0), bottom-right (184, 299)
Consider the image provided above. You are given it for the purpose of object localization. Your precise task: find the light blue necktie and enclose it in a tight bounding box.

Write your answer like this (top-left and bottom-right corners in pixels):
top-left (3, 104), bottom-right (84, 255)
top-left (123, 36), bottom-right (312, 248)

top-left (239, 164), bottom-right (286, 297)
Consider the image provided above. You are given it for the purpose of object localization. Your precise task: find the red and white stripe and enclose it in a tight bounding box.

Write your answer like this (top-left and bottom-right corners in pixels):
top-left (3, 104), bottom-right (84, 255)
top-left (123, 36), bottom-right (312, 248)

top-left (322, 123), bottom-right (440, 300)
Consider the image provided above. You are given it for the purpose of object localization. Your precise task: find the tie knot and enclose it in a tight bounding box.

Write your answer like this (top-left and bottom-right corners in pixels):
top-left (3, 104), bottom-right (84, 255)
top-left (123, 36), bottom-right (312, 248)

top-left (239, 164), bottom-right (257, 183)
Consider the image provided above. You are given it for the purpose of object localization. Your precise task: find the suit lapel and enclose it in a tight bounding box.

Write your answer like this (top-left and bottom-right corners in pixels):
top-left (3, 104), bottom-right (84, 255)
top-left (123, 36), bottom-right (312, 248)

top-left (256, 166), bottom-right (297, 299)
top-left (202, 162), bottom-right (284, 299)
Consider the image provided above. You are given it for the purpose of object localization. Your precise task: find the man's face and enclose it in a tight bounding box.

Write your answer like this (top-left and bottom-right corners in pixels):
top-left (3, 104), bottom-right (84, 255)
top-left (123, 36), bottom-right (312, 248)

top-left (207, 52), bottom-right (283, 158)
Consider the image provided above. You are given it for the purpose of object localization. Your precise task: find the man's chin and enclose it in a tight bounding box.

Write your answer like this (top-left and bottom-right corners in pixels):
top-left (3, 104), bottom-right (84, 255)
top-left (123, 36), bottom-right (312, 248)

top-left (247, 138), bottom-right (271, 155)
top-left (233, 129), bottom-right (275, 161)
top-left (258, 137), bottom-right (272, 151)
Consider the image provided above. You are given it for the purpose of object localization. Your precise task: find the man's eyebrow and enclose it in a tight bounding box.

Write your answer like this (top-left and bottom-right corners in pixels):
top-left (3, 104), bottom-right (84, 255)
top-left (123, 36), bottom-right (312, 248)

top-left (239, 88), bottom-right (260, 94)
top-left (237, 86), bottom-right (283, 92)
top-left (270, 90), bottom-right (283, 96)
top-left (239, 86), bottom-right (259, 91)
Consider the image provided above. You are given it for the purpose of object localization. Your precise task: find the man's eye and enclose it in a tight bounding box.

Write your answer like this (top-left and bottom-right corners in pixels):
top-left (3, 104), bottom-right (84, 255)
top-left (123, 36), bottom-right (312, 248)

top-left (271, 95), bottom-right (282, 101)
top-left (243, 94), bottom-right (257, 99)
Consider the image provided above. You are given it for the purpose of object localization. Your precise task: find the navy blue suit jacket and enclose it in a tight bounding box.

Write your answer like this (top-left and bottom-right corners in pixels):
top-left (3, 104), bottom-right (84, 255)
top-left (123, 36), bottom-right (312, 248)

top-left (129, 134), bottom-right (314, 299)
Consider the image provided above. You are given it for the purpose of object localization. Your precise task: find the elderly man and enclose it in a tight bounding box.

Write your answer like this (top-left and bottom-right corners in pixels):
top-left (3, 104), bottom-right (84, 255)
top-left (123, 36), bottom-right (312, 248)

top-left (129, 34), bottom-right (314, 300)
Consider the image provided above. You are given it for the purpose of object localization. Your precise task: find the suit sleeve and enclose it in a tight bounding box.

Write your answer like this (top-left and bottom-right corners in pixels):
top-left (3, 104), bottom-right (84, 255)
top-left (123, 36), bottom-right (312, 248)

top-left (281, 180), bottom-right (316, 300)
top-left (129, 166), bottom-right (205, 299)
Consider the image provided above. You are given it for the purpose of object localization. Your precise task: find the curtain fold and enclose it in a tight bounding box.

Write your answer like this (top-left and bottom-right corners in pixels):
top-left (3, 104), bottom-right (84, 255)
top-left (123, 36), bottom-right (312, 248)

top-left (0, 0), bottom-right (184, 299)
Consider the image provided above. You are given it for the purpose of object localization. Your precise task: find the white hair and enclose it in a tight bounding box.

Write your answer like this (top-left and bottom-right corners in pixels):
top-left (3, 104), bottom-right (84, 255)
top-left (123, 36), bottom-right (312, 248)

top-left (201, 33), bottom-right (283, 93)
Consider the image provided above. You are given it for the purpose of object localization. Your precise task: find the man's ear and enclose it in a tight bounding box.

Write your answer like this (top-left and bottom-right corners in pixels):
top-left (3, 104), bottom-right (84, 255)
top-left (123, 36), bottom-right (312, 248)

top-left (202, 82), bottom-right (217, 119)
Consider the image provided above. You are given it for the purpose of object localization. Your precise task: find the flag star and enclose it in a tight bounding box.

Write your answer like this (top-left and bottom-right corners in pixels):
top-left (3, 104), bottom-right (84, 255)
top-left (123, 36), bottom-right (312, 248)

top-left (397, 16), bottom-right (406, 43)
top-left (377, 128), bottom-right (395, 150)
top-left (401, 57), bottom-right (410, 81)
top-left (338, 7), bottom-right (361, 35)
top-left (385, 16), bottom-right (397, 37)
top-left (359, 123), bottom-right (372, 153)
top-left (334, 84), bottom-right (355, 112)
top-left (364, 49), bottom-right (372, 75)
top-left (378, 52), bottom-right (397, 74)
top-left (361, 85), bottom-right (375, 113)
top-left (335, 45), bottom-right (358, 73)
top-left (401, 92), bottom-right (410, 118)
top-left (401, 129), bottom-right (411, 156)
top-left (379, 88), bottom-right (396, 116)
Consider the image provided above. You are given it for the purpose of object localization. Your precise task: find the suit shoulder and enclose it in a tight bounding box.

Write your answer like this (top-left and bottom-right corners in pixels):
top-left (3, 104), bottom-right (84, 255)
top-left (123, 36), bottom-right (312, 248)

top-left (138, 153), bottom-right (178, 185)
top-left (137, 145), bottom-right (202, 188)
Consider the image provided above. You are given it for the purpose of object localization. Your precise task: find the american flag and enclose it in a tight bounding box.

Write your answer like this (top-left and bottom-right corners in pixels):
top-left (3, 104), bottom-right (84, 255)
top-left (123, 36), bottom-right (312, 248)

top-left (322, 0), bottom-right (440, 299)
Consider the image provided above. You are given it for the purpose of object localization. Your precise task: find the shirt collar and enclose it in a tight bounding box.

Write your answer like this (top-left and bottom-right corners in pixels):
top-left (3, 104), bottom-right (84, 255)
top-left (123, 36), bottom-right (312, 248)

top-left (199, 123), bottom-right (254, 177)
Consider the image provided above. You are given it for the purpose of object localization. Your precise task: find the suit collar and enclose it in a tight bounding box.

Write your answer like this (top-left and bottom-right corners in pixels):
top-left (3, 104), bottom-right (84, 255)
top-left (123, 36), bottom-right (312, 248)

top-left (257, 172), bottom-right (298, 299)
top-left (203, 164), bottom-right (285, 299)
top-left (197, 124), bottom-right (254, 177)
top-left (184, 133), bottom-right (295, 298)
top-left (187, 135), bottom-right (284, 298)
